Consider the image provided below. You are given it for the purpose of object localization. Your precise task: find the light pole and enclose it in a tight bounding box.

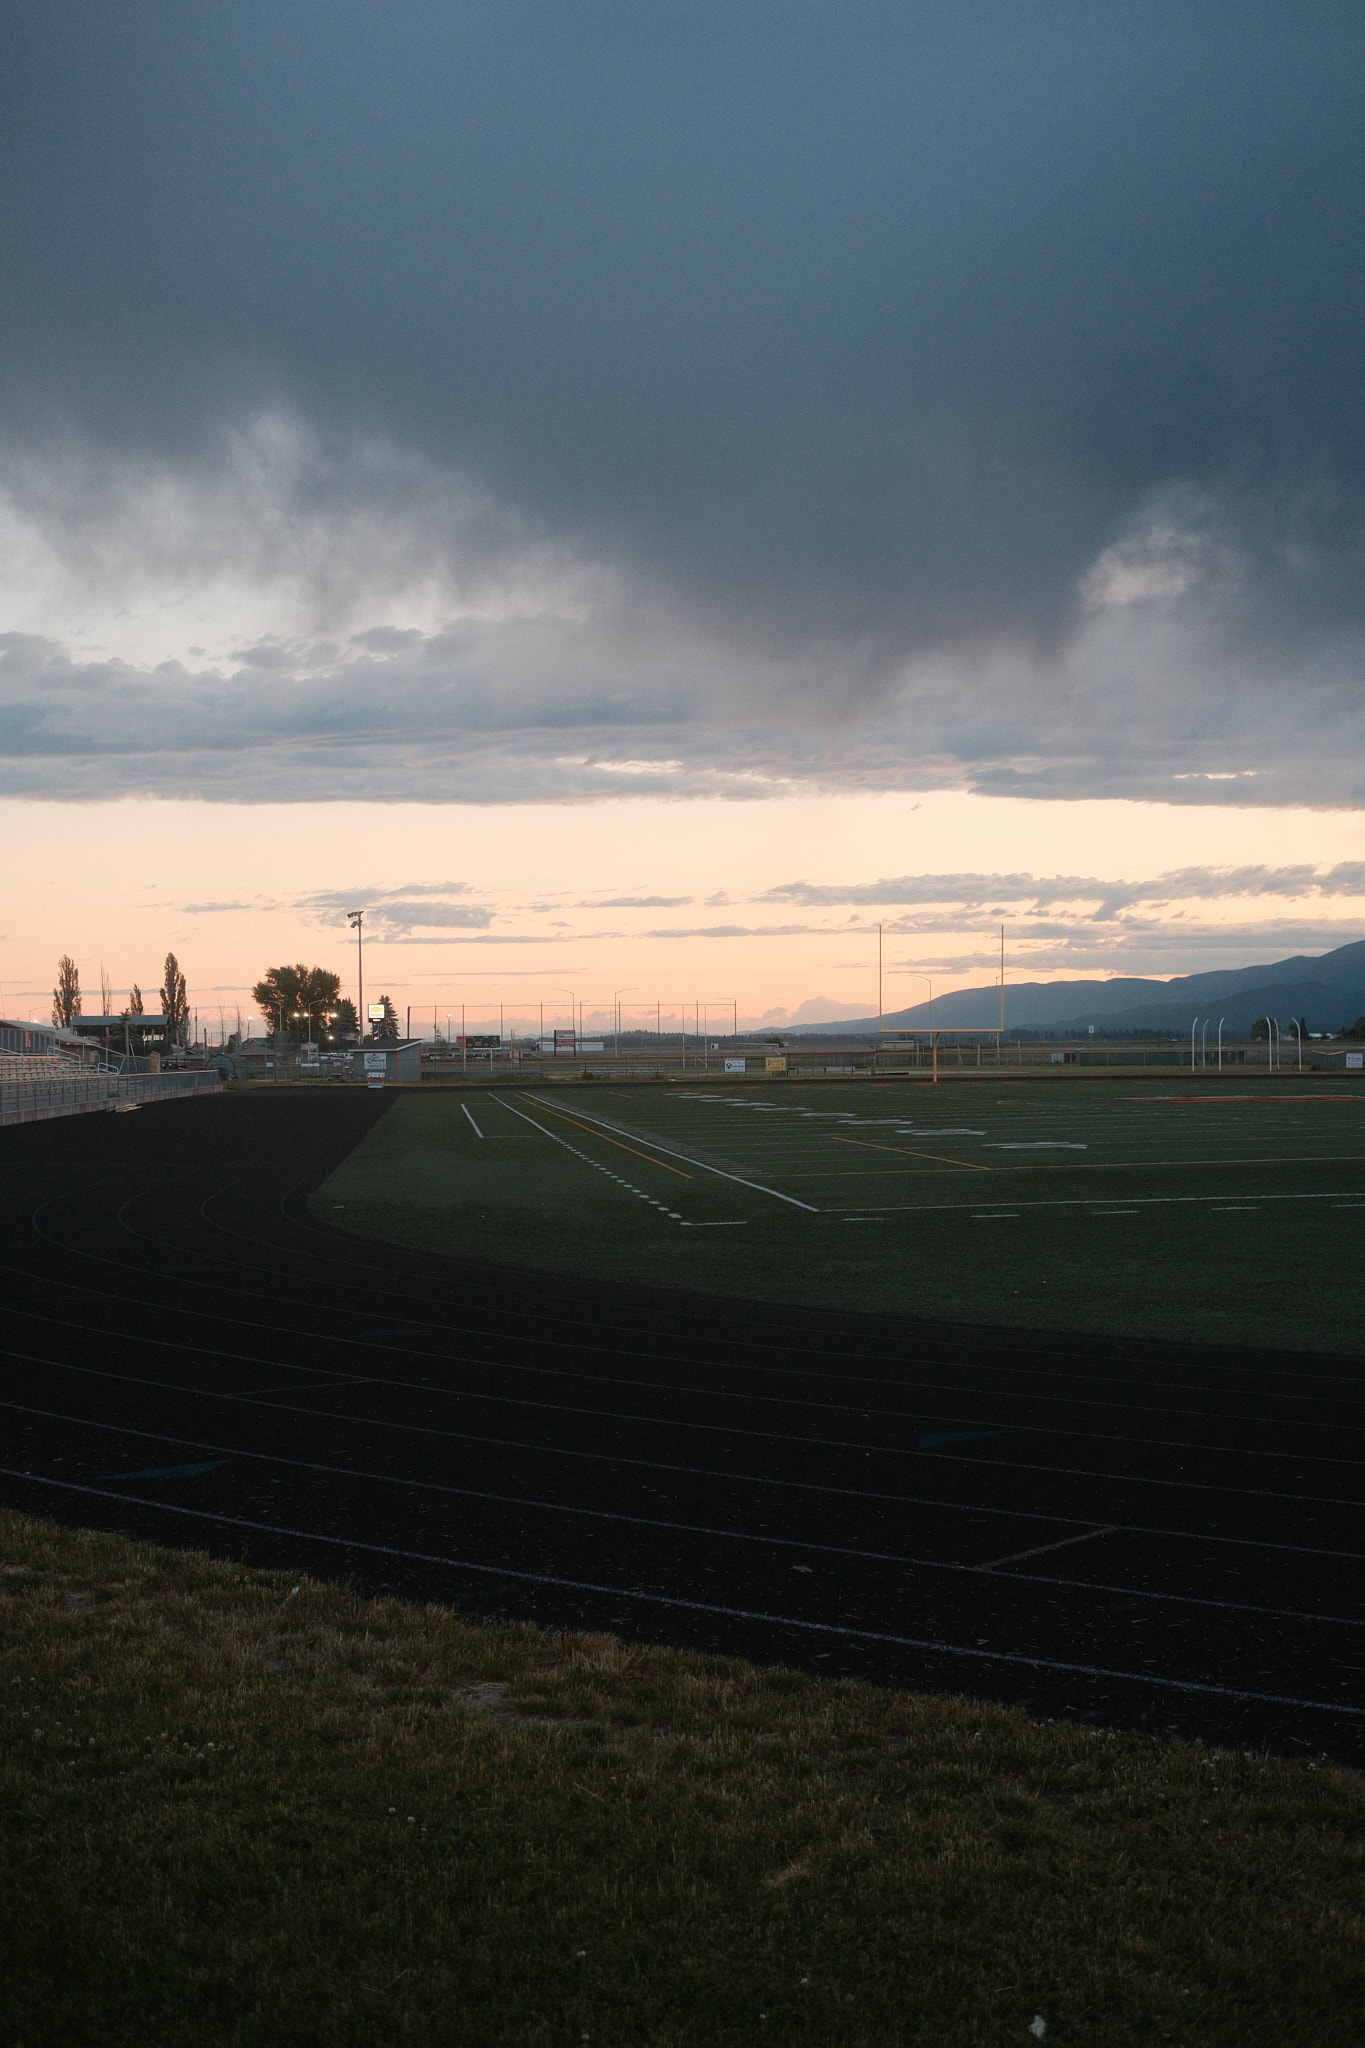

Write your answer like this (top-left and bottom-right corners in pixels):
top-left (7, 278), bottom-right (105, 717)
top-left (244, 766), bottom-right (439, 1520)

top-left (1292, 1017), bottom-right (1302, 1072)
top-left (1201, 1018), bottom-right (1209, 1070)
top-left (614, 987), bottom-right (637, 1064)
top-left (347, 910), bottom-right (365, 1045)
top-left (1217, 1017), bottom-right (1224, 1072)
top-left (1191, 1016), bottom-right (1199, 1073)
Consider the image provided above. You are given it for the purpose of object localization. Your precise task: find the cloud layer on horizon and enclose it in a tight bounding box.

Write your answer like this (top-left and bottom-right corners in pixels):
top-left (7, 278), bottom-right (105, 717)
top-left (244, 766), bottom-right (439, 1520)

top-left (1, 4), bottom-right (1363, 807)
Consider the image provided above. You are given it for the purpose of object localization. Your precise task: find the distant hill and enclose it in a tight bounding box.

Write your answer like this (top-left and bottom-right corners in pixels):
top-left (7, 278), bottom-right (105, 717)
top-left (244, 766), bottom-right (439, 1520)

top-left (804, 938), bottom-right (1365, 1037)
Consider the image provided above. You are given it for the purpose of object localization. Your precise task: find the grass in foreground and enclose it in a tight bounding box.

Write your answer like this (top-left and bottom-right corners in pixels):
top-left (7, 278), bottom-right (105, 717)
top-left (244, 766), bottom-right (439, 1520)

top-left (2, 1510), bottom-right (1362, 2047)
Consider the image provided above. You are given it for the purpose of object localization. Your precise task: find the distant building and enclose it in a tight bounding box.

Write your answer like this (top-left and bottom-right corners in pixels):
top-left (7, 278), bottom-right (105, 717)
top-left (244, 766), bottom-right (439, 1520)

top-left (0, 1019), bottom-right (94, 1059)
top-left (353, 1041), bottom-right (422, 1083)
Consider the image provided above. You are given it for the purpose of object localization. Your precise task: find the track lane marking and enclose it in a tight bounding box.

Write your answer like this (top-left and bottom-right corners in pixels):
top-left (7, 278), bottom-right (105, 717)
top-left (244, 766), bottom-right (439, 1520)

top-left (976, 1526), bottom-right (1116, 1570)
top-left (3, 1401), bottom-right (1355, 1628)
top-left (6, 1469), bottom-right (1361, 1720)
top-left (1, 1352), bottom-right (1360, 1555)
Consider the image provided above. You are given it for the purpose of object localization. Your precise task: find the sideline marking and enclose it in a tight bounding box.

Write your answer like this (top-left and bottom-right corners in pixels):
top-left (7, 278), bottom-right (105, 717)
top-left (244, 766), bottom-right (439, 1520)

top-left (6, 1469), bottom-right (1361, 1720)
top-left (462, 1104), bottom-right (485, 1138)
top-left (500, 1095), bottom-right (691, 1179)
top-left (528, 1094), bottom-right (818, 1211)
top-left (833, 1135), bottom-right (989, 1171)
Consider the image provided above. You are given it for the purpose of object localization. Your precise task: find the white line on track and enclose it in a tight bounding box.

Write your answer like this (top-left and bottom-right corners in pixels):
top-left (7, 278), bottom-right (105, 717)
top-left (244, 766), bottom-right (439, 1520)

top-left (9, 1344), bottom-right (1363, 1557)
top-left (462, 1104), bottom-right (484, 1138)
top-left (976, 1526), bottom-right (1116, 1570)
top-left (5, 1401), bottom-right (1357, 1628)
top-left (8, 1467), bottom-right (1363, 1719)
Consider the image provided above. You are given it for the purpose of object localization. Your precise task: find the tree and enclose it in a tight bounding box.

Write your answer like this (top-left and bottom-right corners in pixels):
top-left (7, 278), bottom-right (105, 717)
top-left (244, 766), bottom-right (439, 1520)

top-left (330, 996), bottom-right (359, 1044)
top-left (161, 953), bottom-right (189, 1047)
top-left (52, 955), bottom-right (81, 1027)
top-left (251, 964), bottom-right (343, 1044)
top-left (369, 995), bottom-right (399, 1043)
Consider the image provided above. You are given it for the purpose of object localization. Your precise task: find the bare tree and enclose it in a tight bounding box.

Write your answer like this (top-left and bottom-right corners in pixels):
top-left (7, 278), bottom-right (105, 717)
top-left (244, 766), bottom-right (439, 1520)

top-left (52, 955), bottom-right (81, 1027)
top-left (99, 962), bottom-right (112, 1016)
top-left (160, 953), bottom-right (189, 1048)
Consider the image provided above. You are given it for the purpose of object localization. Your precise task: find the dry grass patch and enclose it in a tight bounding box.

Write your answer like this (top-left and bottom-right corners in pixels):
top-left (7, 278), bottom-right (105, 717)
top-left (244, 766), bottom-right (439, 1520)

top-left (1, 1509), bottom-right (1362, 2046)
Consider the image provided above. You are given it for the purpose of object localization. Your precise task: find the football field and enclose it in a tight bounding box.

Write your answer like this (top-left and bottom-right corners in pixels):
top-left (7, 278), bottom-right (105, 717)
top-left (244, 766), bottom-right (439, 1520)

top-left (319, 1075), bottom-right (1365, 1353)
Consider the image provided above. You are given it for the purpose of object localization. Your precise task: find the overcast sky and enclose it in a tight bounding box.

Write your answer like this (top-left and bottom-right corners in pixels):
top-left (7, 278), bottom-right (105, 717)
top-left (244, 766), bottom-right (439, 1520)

top-left (3, 3), bottom-right (1364, 1015)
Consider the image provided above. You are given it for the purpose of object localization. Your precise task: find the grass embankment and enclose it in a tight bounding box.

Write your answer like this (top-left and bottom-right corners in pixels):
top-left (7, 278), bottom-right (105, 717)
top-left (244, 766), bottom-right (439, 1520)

top-left (3, 1510), bottom-right (1362, 2046)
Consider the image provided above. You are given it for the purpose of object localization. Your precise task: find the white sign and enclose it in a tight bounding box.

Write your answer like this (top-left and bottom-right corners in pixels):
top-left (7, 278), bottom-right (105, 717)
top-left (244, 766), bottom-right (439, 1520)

top-left (364, 1051), bottom-right (386, 1071)
top-left (1348, 1051), bottom-right (1363, 1070)
top-left (367, 1003), bottom-right (385, 1021)
top-left (724, 1058), bottom-right (745, 1073)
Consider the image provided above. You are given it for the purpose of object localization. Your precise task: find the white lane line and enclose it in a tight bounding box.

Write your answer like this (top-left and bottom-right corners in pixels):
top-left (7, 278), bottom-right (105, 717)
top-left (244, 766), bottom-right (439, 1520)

top-left (525, 1093), bottom-right (819, 1211)
top-left (975, 1526), bottom-right (1116, 1570)
top-left (8, 1403), bottom-right (1358, 1629)
top-left (462, 1104), bottom-right (485, 1138)
top-left (9, 1470), bottom-right (1363, 1720)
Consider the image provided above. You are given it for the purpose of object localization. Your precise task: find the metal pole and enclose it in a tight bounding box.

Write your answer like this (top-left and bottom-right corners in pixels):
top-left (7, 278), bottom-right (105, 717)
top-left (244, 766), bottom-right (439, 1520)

top-left (1191, 1017), bottom-right (1198, 1072)
top-left (1293, 1017), bottom-right (1302, 1071)
top-left (1201, 1019), bottom-right (1208, 1070)
top-left (462, 1004), bottom-right (466, 1077)
top-left (1218, 1017), bottom-right (1224, 1072)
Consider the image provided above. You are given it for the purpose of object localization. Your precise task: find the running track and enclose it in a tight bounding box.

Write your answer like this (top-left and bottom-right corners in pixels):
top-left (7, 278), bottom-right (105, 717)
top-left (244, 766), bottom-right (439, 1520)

top-left (2, 1090), bottom-right (1362, 1765)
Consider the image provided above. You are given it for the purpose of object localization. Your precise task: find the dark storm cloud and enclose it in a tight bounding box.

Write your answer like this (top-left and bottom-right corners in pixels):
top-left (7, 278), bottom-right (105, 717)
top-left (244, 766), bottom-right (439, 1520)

top-left (0, 2), bottom-right (1363, 800)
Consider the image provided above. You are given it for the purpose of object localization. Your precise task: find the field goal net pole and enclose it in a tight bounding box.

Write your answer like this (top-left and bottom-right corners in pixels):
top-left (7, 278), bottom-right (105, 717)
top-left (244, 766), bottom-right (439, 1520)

top-left (878, 1027), bottom-right (1003, 1082)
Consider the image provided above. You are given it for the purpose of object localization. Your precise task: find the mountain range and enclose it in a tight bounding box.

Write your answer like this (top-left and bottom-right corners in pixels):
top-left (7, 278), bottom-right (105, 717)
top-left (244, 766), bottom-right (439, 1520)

top-left (809, 939), bottom-right (1365, 1037)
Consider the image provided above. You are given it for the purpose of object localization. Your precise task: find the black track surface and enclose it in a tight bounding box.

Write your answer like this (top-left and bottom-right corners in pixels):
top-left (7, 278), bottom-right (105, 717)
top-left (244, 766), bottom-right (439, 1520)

top-left (2, 1090), bottom-right (1362, 1765)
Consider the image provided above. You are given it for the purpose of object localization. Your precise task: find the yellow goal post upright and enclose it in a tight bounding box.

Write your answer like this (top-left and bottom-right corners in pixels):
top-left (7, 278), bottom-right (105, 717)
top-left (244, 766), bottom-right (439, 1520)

top-left (876, 1027), bottom-right (1004, 1083)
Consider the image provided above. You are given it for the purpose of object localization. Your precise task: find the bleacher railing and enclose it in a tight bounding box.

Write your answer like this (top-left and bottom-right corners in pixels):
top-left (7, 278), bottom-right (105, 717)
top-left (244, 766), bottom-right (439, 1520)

top-left (0, 1059), bottom-right (220, 1126)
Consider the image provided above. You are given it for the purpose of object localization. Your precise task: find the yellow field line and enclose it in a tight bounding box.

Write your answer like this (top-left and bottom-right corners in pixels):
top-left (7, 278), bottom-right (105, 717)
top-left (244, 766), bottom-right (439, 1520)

top-left (832, 1135), bottom-right (990, 1171)
top-left (525, 1097), bottom-right (693, 1178)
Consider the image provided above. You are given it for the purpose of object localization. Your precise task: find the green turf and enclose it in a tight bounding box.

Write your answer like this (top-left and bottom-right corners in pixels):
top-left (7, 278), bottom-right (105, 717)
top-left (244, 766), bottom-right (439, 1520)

top-left (6, 1508), bottom-right (1364, 2048)
top-left (313, 1076), bottom-right (1365, 1352)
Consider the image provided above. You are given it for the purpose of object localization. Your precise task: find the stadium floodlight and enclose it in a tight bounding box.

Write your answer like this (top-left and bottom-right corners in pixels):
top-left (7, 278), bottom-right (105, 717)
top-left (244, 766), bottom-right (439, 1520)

top-left (346, 909), bottom-right (365, 1048)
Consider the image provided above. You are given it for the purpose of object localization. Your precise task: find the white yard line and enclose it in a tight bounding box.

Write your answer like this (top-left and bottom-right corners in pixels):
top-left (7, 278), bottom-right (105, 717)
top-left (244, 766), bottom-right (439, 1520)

top-left (462, 1104), bottom-right (484, 1138)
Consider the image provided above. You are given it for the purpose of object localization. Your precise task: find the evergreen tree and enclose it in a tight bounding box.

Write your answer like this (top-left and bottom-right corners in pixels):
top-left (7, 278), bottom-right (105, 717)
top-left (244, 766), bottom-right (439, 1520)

top-left (160, 953), bottom-right (189, 1046)
top-left (52, 955), bottom-right (81, 1027)
top-left (370, 995), bottom-right (400, 1043)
